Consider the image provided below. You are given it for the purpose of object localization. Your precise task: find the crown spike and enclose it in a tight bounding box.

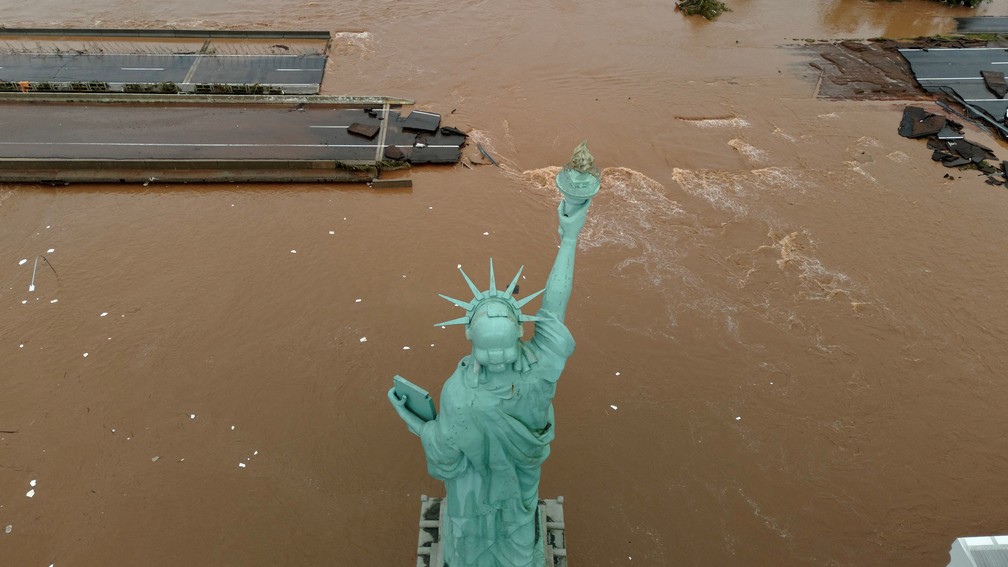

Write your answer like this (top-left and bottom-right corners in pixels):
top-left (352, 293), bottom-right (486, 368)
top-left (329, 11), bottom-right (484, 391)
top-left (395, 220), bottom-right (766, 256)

top-left (515, 287), bottom-right (545, 309)
top-left (504, 265), bottom-right (524, 298)
top-left (434, 316), bottom-right (471, 327)
top-left (458, 266), bottom-right (483, 300)
top-left (488, 258), bottom-right (497, 295)
top-left (438, 293), bottom-right (473, 310)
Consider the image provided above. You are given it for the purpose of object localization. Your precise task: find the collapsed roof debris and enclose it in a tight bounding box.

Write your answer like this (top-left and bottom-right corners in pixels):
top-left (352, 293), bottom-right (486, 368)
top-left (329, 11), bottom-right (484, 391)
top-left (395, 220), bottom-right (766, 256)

top-left (900, 47), bottom-right (1008, 140)
top-left (899, 106), bottom-right (1005, 186)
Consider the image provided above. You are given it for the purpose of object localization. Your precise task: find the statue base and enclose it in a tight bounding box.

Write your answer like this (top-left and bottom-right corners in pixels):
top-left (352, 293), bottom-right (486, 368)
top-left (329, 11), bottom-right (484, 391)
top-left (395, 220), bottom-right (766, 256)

top-left (415, 495), bottom-right (568, 567)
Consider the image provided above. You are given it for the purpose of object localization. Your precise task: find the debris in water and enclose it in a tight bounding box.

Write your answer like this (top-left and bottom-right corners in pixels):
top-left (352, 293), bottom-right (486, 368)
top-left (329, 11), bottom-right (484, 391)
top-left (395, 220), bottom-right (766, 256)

top-left (100, 312), bottom-right (108, 317)
top-left (476, 143), bottom-right (500, 167)
top-left (151, 456), bottom-right (160, 462)
top-left (360, 336), bottom-right (367, 343)
top-left (50, 299), bottom-right (58, 304)
top-left (290, 249), bottom-right (297, 254)
top-left (46, 248), bottom-right (54, 253)
top-left (736, 416), bottom-right (742, 421)
top-left (676, 0), bottom-right (731, 20)
top-left (403, 346), bottom-right (411, 350)
top-left (610, 405), bottom-right (618, 411)
top-left (4, 524), bottom-right (11, 534)
top-left (83, 353), bottom-right (88, 358)
top-left (18, 258), bottom-right (27, 266)
top-left (26, 489), bottom-right (34, 498)
top-left (189, 414), bottom-right (196, 420)
top-left (238, 462), bottom-right (246, 468)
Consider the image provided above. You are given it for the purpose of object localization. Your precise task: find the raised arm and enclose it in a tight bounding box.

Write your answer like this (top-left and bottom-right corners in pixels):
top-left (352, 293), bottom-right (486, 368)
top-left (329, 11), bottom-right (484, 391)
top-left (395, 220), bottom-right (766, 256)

top-left (541, 199), bottom-right (591, 322)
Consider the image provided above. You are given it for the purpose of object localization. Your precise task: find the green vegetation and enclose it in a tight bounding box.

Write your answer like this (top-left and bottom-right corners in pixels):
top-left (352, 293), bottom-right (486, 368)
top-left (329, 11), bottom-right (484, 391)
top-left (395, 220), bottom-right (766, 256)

top-left (676, 0), bottom-right (730, 20)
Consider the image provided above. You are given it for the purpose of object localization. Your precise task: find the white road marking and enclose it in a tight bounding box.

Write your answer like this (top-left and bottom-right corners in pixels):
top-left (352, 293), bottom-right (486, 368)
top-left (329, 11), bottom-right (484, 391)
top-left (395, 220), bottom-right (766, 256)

top-left (0, 141), bottom-right (378, 148)
top-left (121, 67), bottom-right (165, 71)
top-left (309, 125), bottom-right (350, 128)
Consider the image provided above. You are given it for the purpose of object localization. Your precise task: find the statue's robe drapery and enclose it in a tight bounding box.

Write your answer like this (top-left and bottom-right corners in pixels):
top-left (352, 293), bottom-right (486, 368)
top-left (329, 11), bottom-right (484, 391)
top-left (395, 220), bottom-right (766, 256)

top-left (420, 309), bottom-right (575, 567)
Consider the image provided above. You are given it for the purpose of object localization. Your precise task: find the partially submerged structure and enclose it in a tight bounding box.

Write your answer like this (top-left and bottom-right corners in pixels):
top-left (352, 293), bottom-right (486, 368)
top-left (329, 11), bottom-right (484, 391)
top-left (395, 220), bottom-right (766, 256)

top-left (0, 28), bottom-right (467, 185)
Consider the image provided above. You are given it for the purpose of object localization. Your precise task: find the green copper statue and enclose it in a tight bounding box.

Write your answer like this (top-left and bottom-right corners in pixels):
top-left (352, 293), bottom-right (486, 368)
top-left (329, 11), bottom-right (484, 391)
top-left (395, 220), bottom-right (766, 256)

top-left (388, 141), bottom-right (600, 567)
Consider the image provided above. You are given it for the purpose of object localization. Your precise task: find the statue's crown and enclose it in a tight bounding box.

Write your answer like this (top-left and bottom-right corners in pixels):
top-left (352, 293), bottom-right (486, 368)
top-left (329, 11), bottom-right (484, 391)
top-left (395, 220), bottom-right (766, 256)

top-left (435, 259), bottom-right (546, 328)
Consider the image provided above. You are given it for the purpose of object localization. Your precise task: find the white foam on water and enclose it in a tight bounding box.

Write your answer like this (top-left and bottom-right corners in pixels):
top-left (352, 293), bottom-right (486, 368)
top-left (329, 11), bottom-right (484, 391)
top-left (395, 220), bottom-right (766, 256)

top-left (331, 31), bottom-right (375, 59)
top-left (775, 230), bottom-right (864, 303)
top-left (679, 116), bottom-right (751, 129)
top-left (729, 139), bottom-right (769, 165)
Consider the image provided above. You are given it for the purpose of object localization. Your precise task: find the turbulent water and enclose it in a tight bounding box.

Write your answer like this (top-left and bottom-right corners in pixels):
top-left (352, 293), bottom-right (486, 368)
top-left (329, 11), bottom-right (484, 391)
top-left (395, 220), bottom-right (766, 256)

top-left (3, 1), bottom-right (1008, 566)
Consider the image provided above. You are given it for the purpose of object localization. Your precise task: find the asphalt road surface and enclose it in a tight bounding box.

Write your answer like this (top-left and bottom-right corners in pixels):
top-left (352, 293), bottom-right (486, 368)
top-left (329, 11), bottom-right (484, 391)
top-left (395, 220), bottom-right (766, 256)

top-left (0, 53), bottom-right (325, 93)
top-left (0, 102), bottom-right (463, 163)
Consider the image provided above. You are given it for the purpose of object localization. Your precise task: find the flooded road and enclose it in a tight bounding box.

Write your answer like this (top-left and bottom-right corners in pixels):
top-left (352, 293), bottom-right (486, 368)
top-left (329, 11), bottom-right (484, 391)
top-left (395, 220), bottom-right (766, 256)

top-left (3, 1), bottom-right (1008, 565)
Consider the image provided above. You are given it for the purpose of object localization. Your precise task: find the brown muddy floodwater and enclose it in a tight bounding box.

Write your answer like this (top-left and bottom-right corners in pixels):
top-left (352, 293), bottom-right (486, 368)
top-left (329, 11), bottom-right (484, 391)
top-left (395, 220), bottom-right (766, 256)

top-left (3, 1), bottom-right (1008, 566)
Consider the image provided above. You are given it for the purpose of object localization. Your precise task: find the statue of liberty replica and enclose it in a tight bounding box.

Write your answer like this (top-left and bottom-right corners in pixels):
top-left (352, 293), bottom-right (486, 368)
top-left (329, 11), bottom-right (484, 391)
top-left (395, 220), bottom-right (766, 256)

top-left (388, 141), bottom-right (600, 567)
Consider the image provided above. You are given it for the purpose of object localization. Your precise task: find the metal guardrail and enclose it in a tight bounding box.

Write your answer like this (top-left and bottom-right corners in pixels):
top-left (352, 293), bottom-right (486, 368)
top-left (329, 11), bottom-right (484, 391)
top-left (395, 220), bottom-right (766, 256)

top-left (0, 92), bottom-right (414, 106)
top-left (0, 28), bottom-right (332, 40)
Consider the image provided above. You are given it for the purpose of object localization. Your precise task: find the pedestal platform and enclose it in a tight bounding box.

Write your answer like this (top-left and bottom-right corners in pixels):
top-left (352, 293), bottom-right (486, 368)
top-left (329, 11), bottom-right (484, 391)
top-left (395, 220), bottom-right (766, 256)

top-left (415, 495), bottom-right (568, 567)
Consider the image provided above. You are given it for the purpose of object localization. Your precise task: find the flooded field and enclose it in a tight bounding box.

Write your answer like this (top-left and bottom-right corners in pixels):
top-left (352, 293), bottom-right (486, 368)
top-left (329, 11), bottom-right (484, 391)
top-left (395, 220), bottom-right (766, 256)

top-left (2, 1), bottom-right (1008, 565)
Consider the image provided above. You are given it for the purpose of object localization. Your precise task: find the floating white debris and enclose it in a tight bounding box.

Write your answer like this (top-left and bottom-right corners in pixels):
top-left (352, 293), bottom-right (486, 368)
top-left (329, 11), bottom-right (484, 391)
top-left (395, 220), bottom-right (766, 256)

top-left (403, 346), bottom-right (411, 350)
top-left (610, 405), bottom-right (618, 411)
top-left (4, 524), bottom-right (10, 534)
top-left (329, 230), bottom-right (335, 235)
top-left (253, 450), bottom-right (258, 456)
top-left (735, 416), bottom-right (741, 421)
top-left (100, 312), bottom-right (108, 317)
top-left (230, 425), bottom-right (235, 430)
top-left (83, 353), bottom-right (88, 358)
top-left (111, 428), bottom-right (116, 433)
top-left (430, 343), bottom-right (435, 347)
top-left (46, 225), bottom-right (50, 229)
top-left (355, 298), bottom-right (361, 303)
top-left (359, 336), bottom-right (367, 343)
top-left (46, 248), bottom-right (54, 254)
top-left (18, 258), bottom-right (27, 266)
top-left (26, 489), bottom-right (34, 498)
top-left (428, 206), bottom-right (433, 210)
top-left (189, 414), bottom-right (196, 420)
top-left (19, 344), bottom-right (24, 348)
top-left (238, 462), bottom-right (246, 468)
top-left (343, 217), bottom-right (347, 220)
top-left (21, 300), bottom-right (27, 304)
top-left (50, 299), bottom-right (58, 304)
top-left (290, 250), bottom-right (297, 254)
top-left (615, 371), bottom-right (621, 376)
top-left (483, 232), bottom-right (490, 236)
top-left (30, 479), bottom-right (36, 487)
top-left (151, 456), bottom-right (160, 462)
